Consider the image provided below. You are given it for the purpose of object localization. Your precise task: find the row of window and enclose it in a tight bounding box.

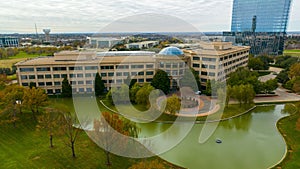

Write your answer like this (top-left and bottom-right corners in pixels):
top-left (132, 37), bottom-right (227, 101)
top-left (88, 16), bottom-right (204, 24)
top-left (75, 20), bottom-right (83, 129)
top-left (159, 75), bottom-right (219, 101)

top-left (159, 62), bottom-right (185, 69)
top-left (19, 64), bottom-right (156, 72)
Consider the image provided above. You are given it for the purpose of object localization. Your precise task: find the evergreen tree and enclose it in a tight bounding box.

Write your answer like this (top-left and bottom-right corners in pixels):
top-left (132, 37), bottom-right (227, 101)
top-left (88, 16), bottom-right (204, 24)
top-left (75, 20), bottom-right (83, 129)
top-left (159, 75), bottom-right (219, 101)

top-left (61, 77), bottom-right (72, 97)
top-left (94, 72), bottom-right (105, 96)
top-left (151, 69), bottom-right (170, 94)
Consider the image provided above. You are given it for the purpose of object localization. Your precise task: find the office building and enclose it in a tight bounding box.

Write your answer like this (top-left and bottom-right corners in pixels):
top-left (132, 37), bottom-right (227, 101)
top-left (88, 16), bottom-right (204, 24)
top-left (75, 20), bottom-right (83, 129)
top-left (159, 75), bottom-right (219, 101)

top-left (15, 42), bottom-right (250, 94)
top-left (0, 37), bottom-right (19, 47)
top-left (226, 0), bottom-right (292, 55)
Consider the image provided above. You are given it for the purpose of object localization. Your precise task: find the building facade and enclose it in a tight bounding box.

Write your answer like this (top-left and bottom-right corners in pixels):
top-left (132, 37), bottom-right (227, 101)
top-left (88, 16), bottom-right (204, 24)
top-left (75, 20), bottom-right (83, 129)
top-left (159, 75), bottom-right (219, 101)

top-left (15, 42), bottom-right (250, 95)
top-left (0, 37), bottom-right (19, 47)
top-left (227, 0), bottom-right (292, 55)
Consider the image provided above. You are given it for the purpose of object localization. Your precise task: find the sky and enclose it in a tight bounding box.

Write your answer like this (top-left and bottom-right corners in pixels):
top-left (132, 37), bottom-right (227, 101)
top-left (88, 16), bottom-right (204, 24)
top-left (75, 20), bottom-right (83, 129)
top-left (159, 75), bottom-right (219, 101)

top-left (1, 0), bottom-right (299, 33)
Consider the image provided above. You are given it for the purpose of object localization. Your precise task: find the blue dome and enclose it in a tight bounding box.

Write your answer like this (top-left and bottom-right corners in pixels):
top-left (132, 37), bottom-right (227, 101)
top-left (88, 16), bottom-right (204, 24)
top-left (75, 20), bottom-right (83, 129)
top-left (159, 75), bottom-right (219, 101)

top-left (158, 47), bottom-right (184, 56)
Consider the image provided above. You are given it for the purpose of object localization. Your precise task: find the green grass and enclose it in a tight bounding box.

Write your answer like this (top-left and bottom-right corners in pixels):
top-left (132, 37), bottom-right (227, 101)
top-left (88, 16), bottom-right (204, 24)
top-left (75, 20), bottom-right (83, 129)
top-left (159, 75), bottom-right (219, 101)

top-left (275, 103), bottom-right (300, 169)
top-left (0, 100), bottom-right (180, 169)
top-left (284, 49), bottom-right (300, 57)
top-left (7, 74), bottom-right (17, 80)
top-left (0, 51), bottom-right (52, 68)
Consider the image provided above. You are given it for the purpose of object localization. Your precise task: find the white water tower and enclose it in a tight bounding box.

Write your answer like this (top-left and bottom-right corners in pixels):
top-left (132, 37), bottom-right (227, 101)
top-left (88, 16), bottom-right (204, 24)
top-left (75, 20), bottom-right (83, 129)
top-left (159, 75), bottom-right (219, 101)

top-left (43, 29), bottom-right (51, 42)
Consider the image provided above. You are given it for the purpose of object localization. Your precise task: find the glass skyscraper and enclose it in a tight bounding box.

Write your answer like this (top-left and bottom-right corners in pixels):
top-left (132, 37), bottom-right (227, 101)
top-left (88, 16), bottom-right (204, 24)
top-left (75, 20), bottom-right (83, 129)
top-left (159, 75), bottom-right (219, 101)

top-left (226, 0), bottom-right (292, 55)
top-left (231, 0), bottom-right (292, 33)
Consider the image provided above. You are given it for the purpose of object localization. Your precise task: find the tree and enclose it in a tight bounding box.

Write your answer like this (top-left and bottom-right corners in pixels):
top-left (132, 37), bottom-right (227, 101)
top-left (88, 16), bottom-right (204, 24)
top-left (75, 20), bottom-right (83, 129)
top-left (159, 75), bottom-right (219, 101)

top-left (151, 69), bottom-right (170, 94)
top-left (248, 57), bottom-right (265, 70)
top-left (94, 72), bottom-right (105, 96)
top-left (37, 107), bottom-right (63, 148)
top-left (225, 85), bottom-right (233, 107)
top-left (289, 63), bottom-right (300, 79)
top-left (23, 87), bottom-right (48, 120)
top-left (163, 94), bottom-right (181, 115)
top-left (232, 85), bottom-right (243, 107)
top-left (292, 77), bottom-right (300, 94)
top-left (60, 111), bottom-right (80, 158)
top-left (61, 77), bottom-right (72, 97)
top-left (263, 79), bottom-right (278, 94)
top-left (29, 82), bottom-right (36, 89)
top-left (135, 84), bottom-right (157, 107)
top-left (129, 82), bottom-right (141, 103)
top-left (92, 112), bottom-right (139, 166)
top-left (106, 84), bottom-right (129, 104)
top-left (276, 70), bottom-right (289, 84)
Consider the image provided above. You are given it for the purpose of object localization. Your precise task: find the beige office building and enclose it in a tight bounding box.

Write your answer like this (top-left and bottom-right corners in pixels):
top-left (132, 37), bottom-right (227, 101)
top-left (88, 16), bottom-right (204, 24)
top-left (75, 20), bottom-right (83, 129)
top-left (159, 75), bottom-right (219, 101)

top-left (15, 42), bottom-right (250, 94)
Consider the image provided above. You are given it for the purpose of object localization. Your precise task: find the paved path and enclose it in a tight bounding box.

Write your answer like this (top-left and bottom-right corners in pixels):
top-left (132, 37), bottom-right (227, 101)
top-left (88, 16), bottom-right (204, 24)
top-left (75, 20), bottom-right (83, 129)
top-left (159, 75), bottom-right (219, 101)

top-left (254, 87), bottom-right (300, 103)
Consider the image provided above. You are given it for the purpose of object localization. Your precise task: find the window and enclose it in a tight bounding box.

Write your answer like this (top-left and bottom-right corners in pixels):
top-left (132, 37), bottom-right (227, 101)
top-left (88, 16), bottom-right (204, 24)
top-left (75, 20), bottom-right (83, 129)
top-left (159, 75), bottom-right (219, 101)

top-left (131, 65), bottom-right (144, 69)
top-left (123, 72), bottom-right (129, 76)
top-left (22, 83), bottom-right (29, 86)
top-left (116, 65), bottom-right (129, 69)
top-left (138, 72), bottom-right (144, 76)
top-left (47, 89), bottom-right (53, 94)
top-left (202, 64), bottom-right (208, 68)
top-left (46, 82), bottom-right (53, 86)
top-left (85, 73), bottom-right (92, 77)
top-left (202, 57), bottom-right (216, 62)
top-left (70, 81), bottom-right (76, 85)
top-left (69, 66), bottom-right (83, 70)
top-left (209, 65), bottom-right (216, 69)
top-left (116, 72), bottom-right (122, 76)
top-left (209, 72), bottom-right (216, 76)
top-left (193, 57), bottom-right (200, 60)
top-left (108, 72), bottom-right (114, 77)
top-left (201, 71), bottom-right (208, 76)
top-left (166, 63), bottom-right (171, 68)
top-left (21, 75), bottom-right (28, 80)
top-left (100, 66), bottom-right (114, 70)
top-left (146, 71), bottom-right (154, 75)
top-left (172, 64), bottom-right (178, 68)
top-left (70, 74), bottom-right (76, 78)
top-left (55, 89), bottom-right (61, 93)
top-left (53, 74), bottom-right (60, 78)
top-left (101, 73), bottom-right (106, 77)
top-left (78, 81), bottom-right (84, 85)
top-left (20, 68), bottom-right (34, 72)
top-left (61, 74), bottom-right (67, 78)
top-left (38, 82), bottom-right (45, 86)
top-left (116, 79), bottom-right (122, 83)
top-left (85, 66), bottom-right (98, 70)
top-left (29, 75), bottom-right (35, 79)
top-left (45, 74), bottom-right (51, 79)
top-left (79, 88), bottom-right (84, 92)
top-left (131, 72), bottom-right (137, 76)
top-left (146, 78), bottom-right (152, 82)
top-left (146, 64), bottom-right (154, 69)
top-left (86, 80), bottom-right (93, 85)
top-left (77, 74), bottom-right (83, 78)
top-left (54, 82), bottom-right (61, 86)
top-left (138, 79), bottom-right (144, 83)
top-left (37, 75), bottom-right (44, 79)
top-left (193, 63), bottom-right (200, 68)
top-left (36, 67), bottom-right (50, 71)
top-left (53, 67), bottom-right (67, 71)
top-left (86, 88), bottom-right (92, 92)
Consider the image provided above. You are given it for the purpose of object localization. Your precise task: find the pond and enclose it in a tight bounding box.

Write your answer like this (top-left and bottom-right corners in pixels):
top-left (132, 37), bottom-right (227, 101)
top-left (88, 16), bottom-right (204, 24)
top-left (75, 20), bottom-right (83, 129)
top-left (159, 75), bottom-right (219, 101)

top-left (51, 98), bottom-right (288, 169)
top-left (138, 105), bottom-right (288, 169)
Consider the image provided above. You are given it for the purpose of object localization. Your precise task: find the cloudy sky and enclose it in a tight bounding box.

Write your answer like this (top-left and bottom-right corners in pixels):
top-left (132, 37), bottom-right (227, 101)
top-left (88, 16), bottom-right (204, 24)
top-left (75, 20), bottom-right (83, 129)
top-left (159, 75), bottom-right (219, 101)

top-left (1, 0), bottom-right (299, 33)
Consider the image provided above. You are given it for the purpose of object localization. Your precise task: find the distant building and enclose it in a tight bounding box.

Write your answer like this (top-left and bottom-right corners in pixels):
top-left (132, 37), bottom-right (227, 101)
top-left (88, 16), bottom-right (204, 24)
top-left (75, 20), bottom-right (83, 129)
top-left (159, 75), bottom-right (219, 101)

top-left (87, 37), bottom-right (123, 48)
top-left (125, 41), bottom-right (159, 49)
top-left (15, 42), bottom-right (249, 94)
top-left (225, 0), bottom-right (292, 55)
top-left (0, 37), bottom-right (19, 47)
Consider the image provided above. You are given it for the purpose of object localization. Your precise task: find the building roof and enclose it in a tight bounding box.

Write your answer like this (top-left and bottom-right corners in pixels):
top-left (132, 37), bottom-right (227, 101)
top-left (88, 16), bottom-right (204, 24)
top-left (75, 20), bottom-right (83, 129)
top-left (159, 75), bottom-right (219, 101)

top-left (158, 47), bottom-right (184, 56)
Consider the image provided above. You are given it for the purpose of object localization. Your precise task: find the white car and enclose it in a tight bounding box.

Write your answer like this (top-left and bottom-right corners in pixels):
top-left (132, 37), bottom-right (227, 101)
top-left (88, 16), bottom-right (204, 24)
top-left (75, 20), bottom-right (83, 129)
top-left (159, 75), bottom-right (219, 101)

top-left (195, 91), bottom-right (201, 95)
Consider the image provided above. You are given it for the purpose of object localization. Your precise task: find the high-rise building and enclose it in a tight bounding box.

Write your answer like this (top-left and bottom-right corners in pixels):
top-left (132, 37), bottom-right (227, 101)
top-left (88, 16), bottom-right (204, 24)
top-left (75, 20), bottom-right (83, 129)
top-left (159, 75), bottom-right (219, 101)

top-left (226, 0), bottom-right (292, 56)
top-left (231, 0), bottom-right (292, 33)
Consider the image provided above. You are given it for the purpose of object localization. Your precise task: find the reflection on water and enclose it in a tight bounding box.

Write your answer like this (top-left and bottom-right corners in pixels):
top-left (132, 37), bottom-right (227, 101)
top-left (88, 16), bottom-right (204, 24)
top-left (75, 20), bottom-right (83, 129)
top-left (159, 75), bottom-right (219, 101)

top-left (51, 98), bottom-right (288, 169)
top-left (138, 105), bottom-right (288, 169)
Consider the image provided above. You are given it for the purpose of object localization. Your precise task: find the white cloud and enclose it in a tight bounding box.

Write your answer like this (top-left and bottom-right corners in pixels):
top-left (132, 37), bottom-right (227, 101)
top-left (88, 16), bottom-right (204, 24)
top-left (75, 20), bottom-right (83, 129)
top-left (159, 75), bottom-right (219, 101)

top-left (0, 0), bottom-right (298, 33)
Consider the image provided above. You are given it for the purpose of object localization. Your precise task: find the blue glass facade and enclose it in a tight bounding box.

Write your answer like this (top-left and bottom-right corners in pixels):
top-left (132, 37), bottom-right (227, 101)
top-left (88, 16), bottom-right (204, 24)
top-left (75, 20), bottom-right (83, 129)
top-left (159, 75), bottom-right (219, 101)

top-left (231, 0), bottom-right (292, 33)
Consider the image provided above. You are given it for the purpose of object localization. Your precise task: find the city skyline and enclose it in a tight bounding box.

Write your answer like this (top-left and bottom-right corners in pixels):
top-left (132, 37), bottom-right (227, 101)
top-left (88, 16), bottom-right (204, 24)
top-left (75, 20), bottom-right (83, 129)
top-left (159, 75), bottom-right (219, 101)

top-left (1, 0), bottom-right (300, 34)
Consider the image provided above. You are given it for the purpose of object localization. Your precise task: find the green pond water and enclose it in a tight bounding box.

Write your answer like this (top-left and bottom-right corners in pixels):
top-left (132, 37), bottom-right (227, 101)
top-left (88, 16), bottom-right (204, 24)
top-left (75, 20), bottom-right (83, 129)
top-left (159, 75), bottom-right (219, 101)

top-left (137, 105), bottom-right (287, 169)
top-left (53, 98), bottom-right (288, 169)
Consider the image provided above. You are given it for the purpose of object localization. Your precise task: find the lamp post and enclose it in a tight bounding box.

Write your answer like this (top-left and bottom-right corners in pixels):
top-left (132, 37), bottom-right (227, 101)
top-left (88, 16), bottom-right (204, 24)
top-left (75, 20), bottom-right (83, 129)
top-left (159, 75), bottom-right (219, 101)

top-left (16, 99), bottom-right (22, 114)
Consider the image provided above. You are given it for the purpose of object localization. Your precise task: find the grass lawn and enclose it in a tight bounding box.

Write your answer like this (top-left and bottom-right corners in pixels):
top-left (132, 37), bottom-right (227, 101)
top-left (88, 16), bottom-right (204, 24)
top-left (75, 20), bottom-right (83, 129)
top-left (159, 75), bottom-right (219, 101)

top-left (275, 102), bottom-right (300, 169)
top-left (284, 49), bottom-right (300, 57)
top-left (0, 52), bottom-right (51, 68)
top-left (0, 99), bottom-right (180, 169)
